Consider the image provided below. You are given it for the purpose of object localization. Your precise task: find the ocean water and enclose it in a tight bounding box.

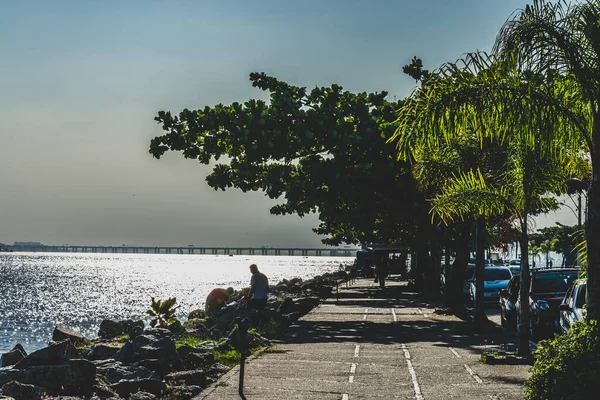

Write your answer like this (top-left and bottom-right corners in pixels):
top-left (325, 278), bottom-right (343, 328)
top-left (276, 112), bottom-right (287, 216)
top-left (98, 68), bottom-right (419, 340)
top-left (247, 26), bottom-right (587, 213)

top-left (0, 252), bottom-right (350, 354)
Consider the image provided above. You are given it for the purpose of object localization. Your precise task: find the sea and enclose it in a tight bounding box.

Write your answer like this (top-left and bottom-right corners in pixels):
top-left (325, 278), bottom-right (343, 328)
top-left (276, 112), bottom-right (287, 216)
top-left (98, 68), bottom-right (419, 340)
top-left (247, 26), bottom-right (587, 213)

top-left (0, 252), bottom-right (351, 354)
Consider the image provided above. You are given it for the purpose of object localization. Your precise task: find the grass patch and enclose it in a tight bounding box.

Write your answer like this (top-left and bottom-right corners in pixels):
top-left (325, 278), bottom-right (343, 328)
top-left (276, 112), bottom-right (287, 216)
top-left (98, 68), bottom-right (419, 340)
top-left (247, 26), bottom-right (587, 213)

top-left (175, 335), bottom-right (210, 349)
top-left (211, 348), bottom-right (241, 367)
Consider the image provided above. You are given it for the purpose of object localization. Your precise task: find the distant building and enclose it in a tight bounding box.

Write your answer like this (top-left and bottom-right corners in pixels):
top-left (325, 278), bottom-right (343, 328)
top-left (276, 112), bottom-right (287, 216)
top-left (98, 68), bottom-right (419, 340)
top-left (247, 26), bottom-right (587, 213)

top-left (14, 241), bottom-right (43, 247)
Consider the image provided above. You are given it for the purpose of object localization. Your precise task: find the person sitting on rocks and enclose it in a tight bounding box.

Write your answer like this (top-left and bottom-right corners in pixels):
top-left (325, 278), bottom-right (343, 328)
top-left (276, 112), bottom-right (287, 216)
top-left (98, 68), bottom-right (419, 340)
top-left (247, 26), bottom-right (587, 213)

top-left (205, 287), bottom-right (234, 315)
top-left (247, 264), bottom-right (269, 310)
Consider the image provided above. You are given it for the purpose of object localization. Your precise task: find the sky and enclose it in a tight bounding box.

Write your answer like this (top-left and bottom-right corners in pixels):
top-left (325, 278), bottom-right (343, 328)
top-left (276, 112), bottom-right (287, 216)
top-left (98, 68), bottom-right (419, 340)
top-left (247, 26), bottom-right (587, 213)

top-left (0, 0), bottom-right (577, 247)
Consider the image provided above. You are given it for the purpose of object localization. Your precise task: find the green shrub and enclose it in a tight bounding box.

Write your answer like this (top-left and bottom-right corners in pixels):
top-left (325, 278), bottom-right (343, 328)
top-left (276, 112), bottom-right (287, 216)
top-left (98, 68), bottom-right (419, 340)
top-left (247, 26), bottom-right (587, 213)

top-left (525, 319), bottom-right (600, 400)
top-left (147, 297), bottom-right (179, 328)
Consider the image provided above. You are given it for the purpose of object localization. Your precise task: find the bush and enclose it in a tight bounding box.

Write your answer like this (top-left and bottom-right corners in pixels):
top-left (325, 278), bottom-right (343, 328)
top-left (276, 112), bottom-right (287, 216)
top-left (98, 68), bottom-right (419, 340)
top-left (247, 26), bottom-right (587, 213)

top-left (525, 319), bottom-right (600, 400)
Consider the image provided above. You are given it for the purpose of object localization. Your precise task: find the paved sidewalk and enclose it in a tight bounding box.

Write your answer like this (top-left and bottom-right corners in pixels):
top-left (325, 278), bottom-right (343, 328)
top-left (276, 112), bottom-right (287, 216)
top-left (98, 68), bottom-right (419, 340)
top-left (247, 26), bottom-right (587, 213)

top-left (197, 278), bottom-right (530, 400)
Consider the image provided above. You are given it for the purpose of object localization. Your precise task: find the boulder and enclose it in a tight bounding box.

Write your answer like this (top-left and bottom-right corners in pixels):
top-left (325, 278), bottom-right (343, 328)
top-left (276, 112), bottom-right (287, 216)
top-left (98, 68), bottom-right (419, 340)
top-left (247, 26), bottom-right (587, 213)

top-left (164, 369), bottom-right (206, 387)
top-left (175, 345), bottom-right (196, 360)
top-left (129, 391), bottom-right (157, 400)
top-left (87, 345), bottom-right (119, 361)
top-left (96, 361), bottom-right (156, 384)
top-left (0, 371), bottom-right (11, 386)
top-left (141, 327), bottom-right (172, 338)
top-left (187, 309), bottom-right (205, 320)
top-left (207, 363), bottom-right (229, 379)
top-left (112, 341), bottom-right (134, 364)
top-left (293, 297), bottom-right (320, 317)
top-left (98, 319), bottom-right (144, 339)
top-left (110, 378), bottom-right (166, 398)
top-left (1, 380), bottom-right (52, 400)
top-left (98, 320), bottom-right (124, 339)
top-left (134, 337), bottom-right (182, 372)
top-left (8, 359), bottom-right (96, 394)
top-left (163, 385), bottom-right (203, 399)
top-left (282, 312), bottom-right (300, 325)
top-left (52, 326), bottom-right (88, 345)
top-left (185, 352), bottom-right (215, 370)
top-left (133, 334), bottom-right (159, 352)
top-left (13, 339), bottom-right (77, 369)
top-left (277, 297), bottom-right (298, 314)
top-left (1, 345), bottom-right (26, 368)
top-left (129, 325), bottom-right (144, 339)
top-left (300, 280), bottom-right (316, 291)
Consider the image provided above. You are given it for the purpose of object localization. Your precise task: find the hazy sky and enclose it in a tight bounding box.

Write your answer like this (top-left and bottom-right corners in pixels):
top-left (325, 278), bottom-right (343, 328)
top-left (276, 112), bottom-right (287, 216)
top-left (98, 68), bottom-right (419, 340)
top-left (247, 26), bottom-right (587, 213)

top-left (0, 0), bottom-right (576, 247)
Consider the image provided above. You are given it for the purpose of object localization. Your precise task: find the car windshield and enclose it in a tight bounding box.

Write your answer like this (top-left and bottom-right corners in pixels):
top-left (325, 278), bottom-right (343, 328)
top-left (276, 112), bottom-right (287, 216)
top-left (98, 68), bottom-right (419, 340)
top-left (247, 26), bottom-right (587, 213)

top-left (509, 267), bottom-right (520, 276)
top-left (531, 272), bottom-right (578, 294)
top-left (576, 283), bottom-right (587, 309)
top-left (484, 268), bottom-right (511, 281)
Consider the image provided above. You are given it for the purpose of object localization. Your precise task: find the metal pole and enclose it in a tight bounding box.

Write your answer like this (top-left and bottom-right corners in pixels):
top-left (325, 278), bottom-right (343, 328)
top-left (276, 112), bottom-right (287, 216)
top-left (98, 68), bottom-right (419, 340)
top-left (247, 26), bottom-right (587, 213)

top-left (578, 193), bottom-right (582, 230)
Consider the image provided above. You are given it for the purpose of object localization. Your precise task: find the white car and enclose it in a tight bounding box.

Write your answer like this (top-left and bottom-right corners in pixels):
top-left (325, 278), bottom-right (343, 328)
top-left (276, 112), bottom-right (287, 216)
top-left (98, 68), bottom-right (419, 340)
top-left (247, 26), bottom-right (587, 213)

top-left (559, 279), bottom-right (586, 335)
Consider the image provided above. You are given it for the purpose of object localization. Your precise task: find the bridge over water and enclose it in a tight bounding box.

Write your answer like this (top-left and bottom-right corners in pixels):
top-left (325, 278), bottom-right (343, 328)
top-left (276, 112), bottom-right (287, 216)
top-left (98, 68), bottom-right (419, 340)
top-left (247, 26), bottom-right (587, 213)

top-left (3, 244), bottom-right (356, 257)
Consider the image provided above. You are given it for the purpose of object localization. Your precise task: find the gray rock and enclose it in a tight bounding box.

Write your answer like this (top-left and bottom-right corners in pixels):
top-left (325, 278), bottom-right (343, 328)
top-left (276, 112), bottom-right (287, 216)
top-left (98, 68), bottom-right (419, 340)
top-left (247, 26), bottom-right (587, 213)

top-left (176, 344), bottom-right (196, 360)
top-left (1, 380), bottom-right (52, 400)
top-left (282, 312), bottom-right (300, 324)
top-left (98, 319), bottom-right (144, 339)
top-left (1, 345), bottom-right (26, 368)
top-left (96, 361), bottom-right (156, 384)
top-left (293, 297), bottom-right (320, 316)
top-left (133, 334), bottom-right (159, 352)
top-left (129, 325), bottom-right (144, 339)
top-left (52, 326), bottom-right (88, 345)
top-left (87, 345), bottom-right (119, 361)
top-left (187, 309), bottom-right (205, 320)
top-left (109, 378), bottom-right (166, 398)
top-left (141, 327), bottom-right (172, 338)
top-left (98, 320), bottom-right (124, 339)
top-left (164, 369), bottom-right (206, 387)
top-left (134, 337), bottom-right (182, 372)
top-left (13, 339), bottom-right (77, 369)
top-left (164, 385), bottom-right (203, 399)
top-left (112, 341), bottom-right (134, 364)
top-left (129, 391), bottom-right (157, 400)
top-left (0, 371), bottom-right (11, 387)
top-left (185, 352), bottom-right (215, 370)
top-left (207, 363), bottom-right (229, 378)
top-left (277, 297), bottom-right (298, 314)
top-left (8, 359), bottom-right (96, 394)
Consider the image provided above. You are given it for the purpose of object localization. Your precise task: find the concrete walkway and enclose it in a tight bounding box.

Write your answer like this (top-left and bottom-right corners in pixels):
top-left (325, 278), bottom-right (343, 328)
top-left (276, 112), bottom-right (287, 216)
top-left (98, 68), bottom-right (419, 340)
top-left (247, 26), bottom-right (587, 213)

top-left (197, 278), bottom-right (530, 400)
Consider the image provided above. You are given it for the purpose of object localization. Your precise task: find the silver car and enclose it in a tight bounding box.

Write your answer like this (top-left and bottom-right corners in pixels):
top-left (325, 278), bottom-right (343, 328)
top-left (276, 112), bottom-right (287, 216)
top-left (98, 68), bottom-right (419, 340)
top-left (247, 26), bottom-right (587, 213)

top-left (559, 279), bottom-right (586, 335)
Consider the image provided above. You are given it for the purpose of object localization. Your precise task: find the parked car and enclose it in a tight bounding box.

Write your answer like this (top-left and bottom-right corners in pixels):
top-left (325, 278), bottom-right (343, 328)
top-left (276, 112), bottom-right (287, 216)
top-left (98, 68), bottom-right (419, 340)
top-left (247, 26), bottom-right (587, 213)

top-left (469, 266), bottom-right (512, 305)
top-left (507, 266), bottom-right (520, 277)
top-left (516, 268), bottom-right (579, 338)
top-left (499, 274), bottom-right (520, 328)
top-left (559, 278), bottom-right (586, 335)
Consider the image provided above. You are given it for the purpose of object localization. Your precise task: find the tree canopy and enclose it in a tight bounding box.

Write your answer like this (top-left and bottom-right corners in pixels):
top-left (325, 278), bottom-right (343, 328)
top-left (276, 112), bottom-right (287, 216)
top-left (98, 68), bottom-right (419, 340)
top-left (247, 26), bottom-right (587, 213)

top-left (150, 73), bottom-right (418, 246)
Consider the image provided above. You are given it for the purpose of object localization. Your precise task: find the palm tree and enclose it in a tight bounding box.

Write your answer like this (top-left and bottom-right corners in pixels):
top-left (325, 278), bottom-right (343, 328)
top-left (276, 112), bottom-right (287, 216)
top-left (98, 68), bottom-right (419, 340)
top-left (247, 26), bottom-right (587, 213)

top-left (539, 238), bottom-right (559, 268)
top-left (494, 0), bottom-right (600, 321)
top-left (529, 244), bottom-right (542, 269)
top-left (392, 52), bottom-right (586, 355)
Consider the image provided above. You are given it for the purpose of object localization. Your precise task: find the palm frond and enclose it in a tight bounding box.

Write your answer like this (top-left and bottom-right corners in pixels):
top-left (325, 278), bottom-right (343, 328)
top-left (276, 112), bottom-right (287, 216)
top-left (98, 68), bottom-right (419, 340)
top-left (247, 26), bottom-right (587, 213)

top-left (430, 169), bottom-right (512, 224)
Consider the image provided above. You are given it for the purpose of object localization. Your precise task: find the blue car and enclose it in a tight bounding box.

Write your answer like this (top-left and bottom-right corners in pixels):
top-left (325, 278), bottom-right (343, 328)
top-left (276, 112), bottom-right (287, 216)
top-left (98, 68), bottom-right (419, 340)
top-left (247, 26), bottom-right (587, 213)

top-left (470, 267), bottom-right (512, 305)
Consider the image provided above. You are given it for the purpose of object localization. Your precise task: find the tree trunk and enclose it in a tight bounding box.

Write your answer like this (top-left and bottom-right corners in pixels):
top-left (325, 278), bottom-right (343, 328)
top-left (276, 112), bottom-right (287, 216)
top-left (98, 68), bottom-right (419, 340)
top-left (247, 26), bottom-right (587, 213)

top-left (587, 147), bottom-right (600, 321)
top-left (474, 216), bottom-right (487, 331)
top-left (447, 222), bottom-right (471, 309)
top-left (518, 215), bottom-right (531, 357)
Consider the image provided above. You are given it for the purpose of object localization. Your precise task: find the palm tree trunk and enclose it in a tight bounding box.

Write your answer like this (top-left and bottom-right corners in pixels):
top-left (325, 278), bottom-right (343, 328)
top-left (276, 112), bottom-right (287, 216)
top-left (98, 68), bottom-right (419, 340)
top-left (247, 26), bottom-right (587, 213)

top-left (587, 120), bottom-right (600, 320)
top-left (518, 214), bottom-right (531, 357)
top-left (474, 216), bottom-right (487, 331)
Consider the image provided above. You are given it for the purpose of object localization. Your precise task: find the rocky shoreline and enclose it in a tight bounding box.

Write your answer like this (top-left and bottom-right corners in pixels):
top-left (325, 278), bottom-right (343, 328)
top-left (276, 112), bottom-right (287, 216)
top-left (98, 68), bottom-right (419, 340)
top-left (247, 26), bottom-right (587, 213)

top-left (0, 270), bottom-right (348, 400)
